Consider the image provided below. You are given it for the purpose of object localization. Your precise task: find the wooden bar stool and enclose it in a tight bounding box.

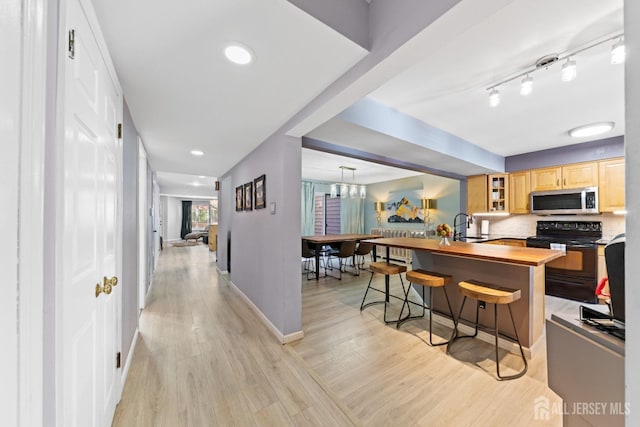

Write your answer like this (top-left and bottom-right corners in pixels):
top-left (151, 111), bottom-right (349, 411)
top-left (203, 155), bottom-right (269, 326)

top-left (447, 280), bottom-right (528, 380)
top-left (360, 261), bottom-right (408, 324)
top-left (396, 269), bottom-right (454, 346)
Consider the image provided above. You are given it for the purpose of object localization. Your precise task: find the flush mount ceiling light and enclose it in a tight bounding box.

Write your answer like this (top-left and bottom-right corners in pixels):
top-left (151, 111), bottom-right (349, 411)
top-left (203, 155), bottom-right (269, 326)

top-left (611, 37), bottom-right (625, 64)
top-left (190, 150), bottom-right (204, 156)
top-left (568, 122), bottom-right (615, 138)
top-left (485, 32), bottom-right (622, 107)
top-left (561, 58), bottom-right (577, 82)
top-left (224, 43), bottom-right (254, 65)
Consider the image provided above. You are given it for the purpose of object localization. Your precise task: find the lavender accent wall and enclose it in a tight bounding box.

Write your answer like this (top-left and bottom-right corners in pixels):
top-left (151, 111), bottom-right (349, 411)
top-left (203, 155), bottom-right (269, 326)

top-left (121, 100), bottom-right (139, 365)
top-left (219, 134), bottom-right (302, 336)
top-left (286, 0), bottom-right (369, 49)
top-left (338, 98), bottom-right (505, 172)
top-left (505, 136), bottom-right (624, 172)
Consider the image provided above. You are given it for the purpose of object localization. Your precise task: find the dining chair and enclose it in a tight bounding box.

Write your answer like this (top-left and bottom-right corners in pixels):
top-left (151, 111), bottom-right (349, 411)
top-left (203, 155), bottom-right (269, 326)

top-left (326, 240), bottom-right (356, 280)
top-left (353, 241), bottom-right (374, 275)
top-left (302, 241), bottom-right (318, 280)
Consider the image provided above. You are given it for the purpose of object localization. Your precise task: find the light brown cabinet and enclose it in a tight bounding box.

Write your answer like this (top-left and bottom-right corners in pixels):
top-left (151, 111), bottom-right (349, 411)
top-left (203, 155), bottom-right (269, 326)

top-left (509, 171), bottom-right (530, 214)
top-left (467, 174), bottom-right (488, 214)
top-left (208, 224), bottom-right (217, 251)
top-left (483, 238), bottom-right (526, 247)
top-left (466, 174), bottom-right (508, 214)
top-left (530, 162), bottom-right (598, 191)
top-left (598, 158), bottom-right (625, 212)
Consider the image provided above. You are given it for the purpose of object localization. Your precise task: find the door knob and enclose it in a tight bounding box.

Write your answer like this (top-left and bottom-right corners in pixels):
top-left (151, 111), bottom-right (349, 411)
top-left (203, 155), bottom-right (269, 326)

top-left (104, 276), bottom-right (118, 287)
top-left (95, 282), bottom-right (113, 297)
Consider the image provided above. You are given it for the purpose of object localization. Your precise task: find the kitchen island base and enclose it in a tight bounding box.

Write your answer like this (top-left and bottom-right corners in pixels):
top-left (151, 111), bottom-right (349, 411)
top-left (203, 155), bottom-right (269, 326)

top-left (413, 251), bottom-right (546, 357)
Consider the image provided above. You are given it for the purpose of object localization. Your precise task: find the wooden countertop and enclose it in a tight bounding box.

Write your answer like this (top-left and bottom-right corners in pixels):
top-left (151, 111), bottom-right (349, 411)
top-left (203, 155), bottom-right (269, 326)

top-left (364, 237), bottom-right (564, 267)
top-left (302, 234), bottom-right (382, 244)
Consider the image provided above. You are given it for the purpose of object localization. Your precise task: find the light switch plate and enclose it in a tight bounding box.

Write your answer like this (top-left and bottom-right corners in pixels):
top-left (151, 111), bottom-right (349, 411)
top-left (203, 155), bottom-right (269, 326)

top-left (270, 202), bottom-right (276, 214)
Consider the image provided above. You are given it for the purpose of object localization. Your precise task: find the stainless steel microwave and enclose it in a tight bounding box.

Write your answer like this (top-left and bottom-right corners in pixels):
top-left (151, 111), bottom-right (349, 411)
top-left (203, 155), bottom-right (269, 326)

top-left (530, 187), bottom-right (599, 215)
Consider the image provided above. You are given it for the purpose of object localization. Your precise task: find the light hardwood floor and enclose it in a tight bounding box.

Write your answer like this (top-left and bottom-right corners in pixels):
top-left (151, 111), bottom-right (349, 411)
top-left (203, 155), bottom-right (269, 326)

top-left (114, 245), bottom-right (570, 426)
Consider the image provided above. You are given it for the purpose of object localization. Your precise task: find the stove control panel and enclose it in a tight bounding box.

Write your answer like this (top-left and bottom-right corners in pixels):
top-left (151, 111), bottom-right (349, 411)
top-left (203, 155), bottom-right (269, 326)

top-left (535, 221), bottom-right (602, 238)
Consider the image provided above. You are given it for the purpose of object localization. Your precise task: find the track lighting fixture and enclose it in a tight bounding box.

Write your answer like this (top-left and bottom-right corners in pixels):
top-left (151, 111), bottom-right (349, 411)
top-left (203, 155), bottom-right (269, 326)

top-left (611, 38), bottom-right (625, 64)
top-left (520, 75), bottom-right (533, 96)
top-left (488, 88), bottom-right (500, 107)
top-left (485, 32), bottom-right (622, 107)
top-left (561, 58), bottom-right (577, 82)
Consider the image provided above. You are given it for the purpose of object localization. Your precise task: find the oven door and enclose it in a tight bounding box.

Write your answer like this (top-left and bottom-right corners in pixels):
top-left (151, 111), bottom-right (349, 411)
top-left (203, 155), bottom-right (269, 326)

top-left (526, 239), bottom-right (598, 303)
top-left (545, 243), bottom-right (597, 280)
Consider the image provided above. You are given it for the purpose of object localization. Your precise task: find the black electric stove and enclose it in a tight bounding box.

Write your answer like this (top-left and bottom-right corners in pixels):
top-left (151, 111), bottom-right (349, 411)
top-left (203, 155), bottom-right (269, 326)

top-left (526, 221), bottom-right (602, 303)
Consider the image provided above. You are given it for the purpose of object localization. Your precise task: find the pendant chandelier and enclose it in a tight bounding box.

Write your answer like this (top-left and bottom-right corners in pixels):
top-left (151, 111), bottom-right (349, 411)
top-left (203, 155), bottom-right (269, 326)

top-left (330, 166), bottom-right (366, 199)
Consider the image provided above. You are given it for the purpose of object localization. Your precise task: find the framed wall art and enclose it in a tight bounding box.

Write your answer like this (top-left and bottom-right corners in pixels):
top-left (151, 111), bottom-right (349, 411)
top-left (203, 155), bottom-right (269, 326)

top-left (244, 182), bottom-right (253, 211)
top-left (254, 174), bottom-right (266, 209)
top-left (235, 185), bottom-right (244, 211)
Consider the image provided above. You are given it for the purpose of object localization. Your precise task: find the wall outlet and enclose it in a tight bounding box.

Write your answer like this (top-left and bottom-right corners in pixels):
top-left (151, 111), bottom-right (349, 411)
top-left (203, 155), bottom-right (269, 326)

top-left (479, 301), bottom-right (486, 309)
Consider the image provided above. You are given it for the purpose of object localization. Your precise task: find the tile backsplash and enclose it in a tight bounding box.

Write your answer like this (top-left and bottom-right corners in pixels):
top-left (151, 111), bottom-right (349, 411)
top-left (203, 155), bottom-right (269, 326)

top-left (467, 213), bottom-right (625, 241)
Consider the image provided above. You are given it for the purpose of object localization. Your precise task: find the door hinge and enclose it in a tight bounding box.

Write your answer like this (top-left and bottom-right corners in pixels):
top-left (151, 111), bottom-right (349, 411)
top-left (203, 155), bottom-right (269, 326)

top-left (68, 29), bottom-right (75, 59)
top-left (117, 123), bottom-right (123, 139)
top-left (116, 351), bottom-right (121, 369)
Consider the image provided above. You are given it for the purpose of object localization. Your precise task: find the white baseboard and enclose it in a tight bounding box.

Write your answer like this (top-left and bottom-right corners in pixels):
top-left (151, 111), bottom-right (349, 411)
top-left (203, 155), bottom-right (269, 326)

top-left (216, 266), bottom-right (229, 275)
top-left (121, 328), bottom-right (139, 386)
top-left (228, 280), bottom-right (304, 344)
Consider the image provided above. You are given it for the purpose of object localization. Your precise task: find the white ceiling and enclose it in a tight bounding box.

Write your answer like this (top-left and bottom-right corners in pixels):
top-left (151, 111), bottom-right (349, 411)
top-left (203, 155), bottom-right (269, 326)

top-left (367, 0), bottom-right (624, 156)
top-left (92, 0), bottom-right (625, 196)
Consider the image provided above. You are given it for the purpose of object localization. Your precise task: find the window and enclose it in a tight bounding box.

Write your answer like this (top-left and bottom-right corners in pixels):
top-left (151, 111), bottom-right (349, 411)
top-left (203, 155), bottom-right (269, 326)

top-left (313, 194), bottom-right (340, 235)
top-left (190, 200), bottom-right (218, 230)
top-left (191, 204), bottom-right (209, 230)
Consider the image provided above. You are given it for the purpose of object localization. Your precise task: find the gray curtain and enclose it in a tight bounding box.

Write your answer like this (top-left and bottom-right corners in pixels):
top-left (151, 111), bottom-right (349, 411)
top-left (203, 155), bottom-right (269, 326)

top-left (180, 200), bottom-right (192, 239)
top-left (340, 197), bottom-right (364, 234)
top-left (301, 181), bottom-right (315, 235)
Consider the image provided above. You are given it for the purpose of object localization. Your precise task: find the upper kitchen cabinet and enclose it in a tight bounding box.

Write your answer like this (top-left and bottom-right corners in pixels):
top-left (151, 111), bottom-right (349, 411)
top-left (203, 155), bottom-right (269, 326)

top-left (598, 158), bottom-right (625, 212)
top-left (530, 166), bottom-right (562, 191)
top-left (530, 162), bottom-right (598, 191)
top-left (467, 174), bottom-right (509, 213)
top-left (509, 171), bottom-right (530, 214)
top-left (467, 174), bottom-right (488, 214)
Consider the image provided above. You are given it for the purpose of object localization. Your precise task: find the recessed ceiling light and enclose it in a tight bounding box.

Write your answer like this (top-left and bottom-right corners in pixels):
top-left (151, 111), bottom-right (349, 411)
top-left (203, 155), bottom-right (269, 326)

top-left (224, 43), bottom-right (253, 65)
top-left (193, 182), bottom-right (201, 187)
top-left (198, 175), bottom-right (205, 178)
top-left (568, 122), bottom-right (614, 138)
top-left (190, 150), bottom-right (204, 156)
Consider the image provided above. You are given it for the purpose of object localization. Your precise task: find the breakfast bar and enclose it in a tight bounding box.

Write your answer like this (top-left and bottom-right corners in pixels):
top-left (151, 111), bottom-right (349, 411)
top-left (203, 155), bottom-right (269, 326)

top-left (364, 237), bottom-right (565, 353)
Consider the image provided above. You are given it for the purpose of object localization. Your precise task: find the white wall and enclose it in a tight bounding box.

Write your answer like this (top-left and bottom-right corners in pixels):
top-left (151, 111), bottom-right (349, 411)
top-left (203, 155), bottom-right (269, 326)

top-left (161, 196), bottom-right (183, 241)
top-left (0, 0), bottom-right (22, 423)
top-left (625, 1), bottom-right (639, 423)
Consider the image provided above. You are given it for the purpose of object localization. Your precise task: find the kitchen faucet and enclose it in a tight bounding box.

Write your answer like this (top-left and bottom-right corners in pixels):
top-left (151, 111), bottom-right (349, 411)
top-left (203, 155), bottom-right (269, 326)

top-left (452, 212), bottom-right (474, 241)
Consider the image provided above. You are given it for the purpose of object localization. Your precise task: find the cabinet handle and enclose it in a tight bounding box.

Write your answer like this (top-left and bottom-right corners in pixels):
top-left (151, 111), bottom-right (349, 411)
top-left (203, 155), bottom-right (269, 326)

top-left (556, 179), bottom-right (560, 186)
top-left (563, 178), bottom-right (566, 186)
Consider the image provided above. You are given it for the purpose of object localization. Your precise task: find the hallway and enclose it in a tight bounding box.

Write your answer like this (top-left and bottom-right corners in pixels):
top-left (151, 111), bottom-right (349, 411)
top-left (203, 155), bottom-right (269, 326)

top-left (113, 245), bottom-right (352, 426)
top-left (114, 244), bottom-right (563, 426)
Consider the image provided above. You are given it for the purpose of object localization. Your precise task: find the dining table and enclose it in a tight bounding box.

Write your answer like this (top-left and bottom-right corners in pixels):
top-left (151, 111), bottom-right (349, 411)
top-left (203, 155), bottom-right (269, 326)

top-left (302, 234), bottom-right (383, 280)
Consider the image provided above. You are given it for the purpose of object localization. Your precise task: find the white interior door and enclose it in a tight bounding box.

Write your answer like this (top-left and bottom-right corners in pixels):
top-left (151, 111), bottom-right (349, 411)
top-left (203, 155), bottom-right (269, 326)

top-left (60, 0), bottom-right (122, 425)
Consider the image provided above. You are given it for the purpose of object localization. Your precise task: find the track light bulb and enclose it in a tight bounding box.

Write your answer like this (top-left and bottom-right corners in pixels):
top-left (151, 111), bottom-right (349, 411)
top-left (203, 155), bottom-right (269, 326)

top-left (611, 38), bottom-right (625, 64)
top-left (561, 58), bottom-right (577, 82)
top-left (488, 88), bottom-right (500, 107)
top-left (520, 75), bottom-right (533, 96)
